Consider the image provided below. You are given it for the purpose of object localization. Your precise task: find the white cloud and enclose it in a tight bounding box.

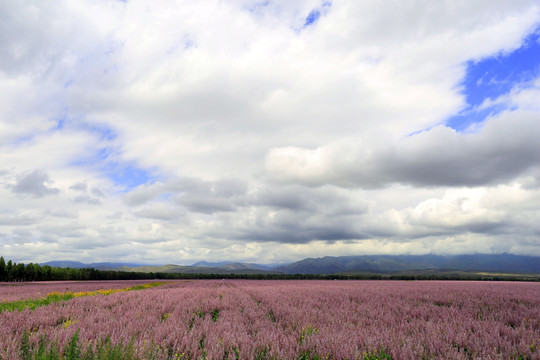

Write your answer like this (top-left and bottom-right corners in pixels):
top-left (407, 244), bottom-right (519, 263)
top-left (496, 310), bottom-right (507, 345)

top-left (1, 0), bottom-right (540, 263)
top-left (265, 109), bottom-right (540, 188)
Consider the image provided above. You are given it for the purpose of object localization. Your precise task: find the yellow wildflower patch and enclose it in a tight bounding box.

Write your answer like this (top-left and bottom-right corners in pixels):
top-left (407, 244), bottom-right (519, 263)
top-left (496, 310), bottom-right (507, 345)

top-left (63, 319), bottom-right (77, 328)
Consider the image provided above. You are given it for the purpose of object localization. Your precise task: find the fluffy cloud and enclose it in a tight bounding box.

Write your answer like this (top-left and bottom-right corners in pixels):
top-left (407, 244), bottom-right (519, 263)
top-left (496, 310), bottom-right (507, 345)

top-left (265, 109), bottom-right (540, 188)
top-left (11, 170), bottom-right (60, 198)
top-left (1, 1), bottom-right (539, 263)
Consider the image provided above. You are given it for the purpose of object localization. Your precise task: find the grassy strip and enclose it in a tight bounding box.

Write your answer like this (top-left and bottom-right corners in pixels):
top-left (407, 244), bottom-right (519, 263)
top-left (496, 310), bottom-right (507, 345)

top-left (0, 292), bottom-right (76, 312)
top-left (0, 282), bottom-right (167, 313)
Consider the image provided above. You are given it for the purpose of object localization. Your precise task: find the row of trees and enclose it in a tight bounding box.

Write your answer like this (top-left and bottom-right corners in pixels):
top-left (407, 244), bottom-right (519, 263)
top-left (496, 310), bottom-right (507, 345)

top-left (0, 257), bottom-right (164, 282)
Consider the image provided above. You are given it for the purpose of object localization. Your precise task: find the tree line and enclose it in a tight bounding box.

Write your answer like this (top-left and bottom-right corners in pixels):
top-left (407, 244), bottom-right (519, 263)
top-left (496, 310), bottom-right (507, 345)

top-left (0, 257), bottom-right (159, 282)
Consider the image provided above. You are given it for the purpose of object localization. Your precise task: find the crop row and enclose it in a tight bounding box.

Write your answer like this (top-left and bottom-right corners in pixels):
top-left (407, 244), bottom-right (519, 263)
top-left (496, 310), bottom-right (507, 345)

top-left (0, 280), bottom-right (539, 359)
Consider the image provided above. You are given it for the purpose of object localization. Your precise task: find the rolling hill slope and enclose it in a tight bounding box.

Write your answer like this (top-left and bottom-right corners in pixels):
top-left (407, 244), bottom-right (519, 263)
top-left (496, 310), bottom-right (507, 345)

top-left (276, 254), bottom-right (540, 275)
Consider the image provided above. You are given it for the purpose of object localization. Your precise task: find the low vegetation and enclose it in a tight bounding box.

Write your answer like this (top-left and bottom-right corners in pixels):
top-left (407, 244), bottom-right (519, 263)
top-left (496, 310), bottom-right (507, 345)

top-left (1, 280), bottom-right (538, 359)
top-left (0, 282), bottom-right (166, 313)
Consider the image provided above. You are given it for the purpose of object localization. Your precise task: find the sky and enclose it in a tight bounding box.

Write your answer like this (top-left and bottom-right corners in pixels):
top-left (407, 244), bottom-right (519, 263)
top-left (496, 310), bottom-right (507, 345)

top-left (1, 0), bottom-right (540, 265)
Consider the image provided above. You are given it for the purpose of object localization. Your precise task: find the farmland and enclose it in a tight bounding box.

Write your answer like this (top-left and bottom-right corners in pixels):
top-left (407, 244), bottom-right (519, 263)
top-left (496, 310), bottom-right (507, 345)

top-left (1, 280), bottom-right (539, 359)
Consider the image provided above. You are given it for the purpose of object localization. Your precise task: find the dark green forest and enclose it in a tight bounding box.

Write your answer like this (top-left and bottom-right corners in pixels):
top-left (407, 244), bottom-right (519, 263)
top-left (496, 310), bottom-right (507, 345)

top-left (0, 256), bottom-right (160, 282)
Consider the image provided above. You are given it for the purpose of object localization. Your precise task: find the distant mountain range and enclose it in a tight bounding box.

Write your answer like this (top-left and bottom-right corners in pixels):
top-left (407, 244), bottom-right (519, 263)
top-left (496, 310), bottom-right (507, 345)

top-left (275, 254), bottom-right (540, 274)
top-left (41, 253), bottom-right (540, 275)
top-left (40, 261), bottom-right (280, 275)
top-left (191, 261), bottom-right (283, 271)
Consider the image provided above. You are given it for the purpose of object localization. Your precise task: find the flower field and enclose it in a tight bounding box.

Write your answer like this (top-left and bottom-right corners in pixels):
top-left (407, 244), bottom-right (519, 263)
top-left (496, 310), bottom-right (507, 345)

top-left (1, 280), bottom-right (539, 359)
top-left (0, 280), bottom-right (167, 303)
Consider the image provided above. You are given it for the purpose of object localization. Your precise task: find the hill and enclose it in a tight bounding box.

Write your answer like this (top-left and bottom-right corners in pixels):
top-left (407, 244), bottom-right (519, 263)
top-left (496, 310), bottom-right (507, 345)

top-left (40, 254), bottom-right (540, 276)
top-left (276, 254), bottom-right (540, 275)
top-left (191, 261), bottom-right (276, 271)
top-left (115, 264), bottom-right (278, 275)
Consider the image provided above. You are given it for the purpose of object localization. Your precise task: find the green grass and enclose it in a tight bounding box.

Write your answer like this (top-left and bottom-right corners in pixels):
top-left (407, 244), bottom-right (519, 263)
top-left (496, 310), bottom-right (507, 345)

top-left (0, 292), bottom-right (75, 313)
top-left (0, 282), bottom-right (167, 313)
top-left (363, 349), bottom-right (393, 360)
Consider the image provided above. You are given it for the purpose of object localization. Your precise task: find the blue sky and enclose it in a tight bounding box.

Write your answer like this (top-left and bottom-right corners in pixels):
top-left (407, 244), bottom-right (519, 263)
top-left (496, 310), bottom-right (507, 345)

top-left (1, 1), bottom-right (539, 264)
top-left (448, 28), bottom-right (540, 131)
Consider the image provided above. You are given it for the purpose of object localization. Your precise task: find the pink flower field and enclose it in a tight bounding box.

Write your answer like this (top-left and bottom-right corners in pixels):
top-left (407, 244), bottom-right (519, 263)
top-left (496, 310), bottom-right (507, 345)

top-left (1, 280), bottom-right (539, 359)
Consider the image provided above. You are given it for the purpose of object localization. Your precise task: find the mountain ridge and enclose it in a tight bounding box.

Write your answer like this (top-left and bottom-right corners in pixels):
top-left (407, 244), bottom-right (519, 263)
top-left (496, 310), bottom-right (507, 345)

top-left (40, 253), bottom-right (540, 275)
top-left (276, 254), bottom-right (540, 274)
